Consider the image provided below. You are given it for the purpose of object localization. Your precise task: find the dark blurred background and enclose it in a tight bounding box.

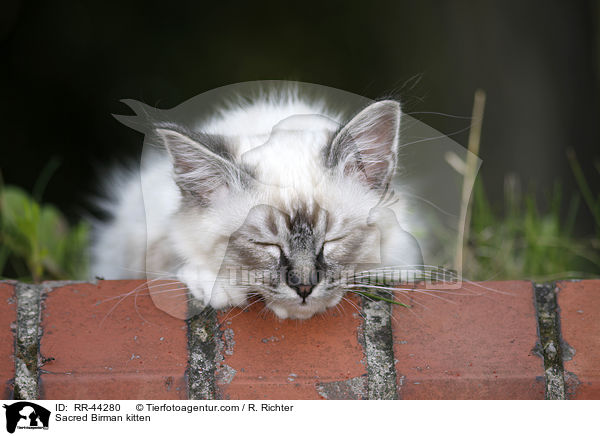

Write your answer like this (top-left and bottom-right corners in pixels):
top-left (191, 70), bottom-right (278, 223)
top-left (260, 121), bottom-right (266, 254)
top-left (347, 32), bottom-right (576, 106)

top-left (1, 0), bottom-right (599, 233)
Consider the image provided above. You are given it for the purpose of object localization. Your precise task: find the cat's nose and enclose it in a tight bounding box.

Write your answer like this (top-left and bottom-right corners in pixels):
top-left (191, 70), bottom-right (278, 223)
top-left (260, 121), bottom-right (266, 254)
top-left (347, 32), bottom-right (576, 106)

top-left (292, 284), bottom-right (314, 300)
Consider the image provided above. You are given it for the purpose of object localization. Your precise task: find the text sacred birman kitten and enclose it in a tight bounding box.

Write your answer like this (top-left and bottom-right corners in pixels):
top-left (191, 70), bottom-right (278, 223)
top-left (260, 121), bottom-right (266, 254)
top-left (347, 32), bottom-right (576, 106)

top-left (92, 88), bottom-right (423, 319)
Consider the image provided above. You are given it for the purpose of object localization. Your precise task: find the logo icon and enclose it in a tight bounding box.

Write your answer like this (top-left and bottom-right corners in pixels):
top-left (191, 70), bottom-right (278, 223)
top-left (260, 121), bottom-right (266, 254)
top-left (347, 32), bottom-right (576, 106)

top-left (3, 402), bottom-right (50, 434)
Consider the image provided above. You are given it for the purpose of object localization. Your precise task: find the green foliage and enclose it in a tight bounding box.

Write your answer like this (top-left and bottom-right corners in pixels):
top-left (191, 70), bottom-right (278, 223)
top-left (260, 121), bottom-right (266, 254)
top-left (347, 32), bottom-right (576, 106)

top-left (0, 185), bottom-right (89, 282)
top-left (464, 177), bottom-right (600, 281)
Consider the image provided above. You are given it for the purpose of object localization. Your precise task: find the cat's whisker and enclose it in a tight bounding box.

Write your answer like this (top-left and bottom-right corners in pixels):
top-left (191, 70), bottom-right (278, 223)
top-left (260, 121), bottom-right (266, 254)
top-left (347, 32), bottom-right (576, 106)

top-left (456, 280), bottom-right (514, 296)
top-left (97, 290), bottom-right (142, 305)
top-left (339, 296), bottom-right (365, 321)
top-left (133, 284), bottom-right (155, 326)
top-left (351, 289), bottom-right (425, 324)
top-left (397, 123), bottom-right (473, 149)
top-left (345, 284), bottom-right (469, 310)
top-left (350, 266), bottom-right (515, 298)
top-left (346, 290), bottom-right (401, 324)
top-left (98, 284), bottom-right (187, 316)
top-left (343, 283), bottom-right (476, 298)
top-left (219, 297), bottom-right (266, 325)
top-left (343, 287), bottom-right (426, 314)
top-left (143, 280), bottom-right (185, 290)
top-left (99, 281), bottom-right (151, 325)
top-left (95, 278), bottom-right (170, 305)
top-left (256, 305), bottom-right (271, 320)
top-left (145, 287), bottom-right (191, 296)
top-left (392, 298), bottom-right (425, 323)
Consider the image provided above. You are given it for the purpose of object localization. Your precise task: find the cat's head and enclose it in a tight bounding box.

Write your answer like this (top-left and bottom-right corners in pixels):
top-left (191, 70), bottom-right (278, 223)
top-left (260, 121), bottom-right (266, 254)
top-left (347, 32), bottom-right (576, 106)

top-left (155, 100), bottom-right (401, 319)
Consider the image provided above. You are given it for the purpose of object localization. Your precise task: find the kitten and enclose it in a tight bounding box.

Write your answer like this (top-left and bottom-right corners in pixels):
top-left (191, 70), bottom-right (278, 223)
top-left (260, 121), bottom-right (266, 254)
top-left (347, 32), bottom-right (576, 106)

top-left (92, 88), bottom-right (423, 319)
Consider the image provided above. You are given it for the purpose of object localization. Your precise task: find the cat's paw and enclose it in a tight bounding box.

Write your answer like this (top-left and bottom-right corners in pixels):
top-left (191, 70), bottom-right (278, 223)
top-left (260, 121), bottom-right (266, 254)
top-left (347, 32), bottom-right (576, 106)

top-left (179, 277), bottom-right (211, 307)
top-left (208, 283), bottom-right (248, 309)
top-left (177, 264), bottom-right (241, 309)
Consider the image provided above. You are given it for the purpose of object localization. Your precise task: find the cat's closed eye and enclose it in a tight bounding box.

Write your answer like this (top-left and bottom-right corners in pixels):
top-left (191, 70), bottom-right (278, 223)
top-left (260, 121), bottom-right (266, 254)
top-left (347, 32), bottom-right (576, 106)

top-left (250, 240), bottom-right (282, 248)
top-left (321, 235), bottom-right (348, 254)
top-left (324, 235), bottom-right (348, 245)
top-left (251, 241), bottom-right (283, 257)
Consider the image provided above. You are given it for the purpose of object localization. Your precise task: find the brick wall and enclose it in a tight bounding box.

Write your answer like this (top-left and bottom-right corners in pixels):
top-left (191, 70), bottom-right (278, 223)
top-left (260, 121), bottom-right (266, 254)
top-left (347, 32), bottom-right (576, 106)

top-left (1, 280), bottom-right (598, 400)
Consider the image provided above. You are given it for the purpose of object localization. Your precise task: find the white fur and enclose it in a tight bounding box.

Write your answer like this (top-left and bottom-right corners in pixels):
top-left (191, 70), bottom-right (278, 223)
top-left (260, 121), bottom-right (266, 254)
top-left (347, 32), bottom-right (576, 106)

top-left (92, 93), bottom-right (415, 319)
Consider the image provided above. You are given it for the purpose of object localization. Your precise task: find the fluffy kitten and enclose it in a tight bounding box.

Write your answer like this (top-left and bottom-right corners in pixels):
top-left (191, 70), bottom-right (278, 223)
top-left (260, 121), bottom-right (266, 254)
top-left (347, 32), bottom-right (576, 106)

top-left (92, 90), bottom-right (422, 319)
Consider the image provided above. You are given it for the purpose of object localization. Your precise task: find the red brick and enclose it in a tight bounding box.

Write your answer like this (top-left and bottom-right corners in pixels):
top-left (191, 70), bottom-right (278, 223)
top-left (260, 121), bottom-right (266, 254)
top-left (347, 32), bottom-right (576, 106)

top-left (392, 281), bottom-right (544, 399)
top-left (215, 295), bottom-right (366, 399)
top-left (558, 280), bottom-right (600, 399)
top-left (0, 282), bottom-right (16, 399)
top-left (40, 280), bottom-right (188, 399)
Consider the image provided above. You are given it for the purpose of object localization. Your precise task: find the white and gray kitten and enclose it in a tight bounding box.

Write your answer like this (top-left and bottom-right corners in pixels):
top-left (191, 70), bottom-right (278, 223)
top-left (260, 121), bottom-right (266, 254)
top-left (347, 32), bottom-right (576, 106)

top-left (92, 90), bottom-right (422, 319)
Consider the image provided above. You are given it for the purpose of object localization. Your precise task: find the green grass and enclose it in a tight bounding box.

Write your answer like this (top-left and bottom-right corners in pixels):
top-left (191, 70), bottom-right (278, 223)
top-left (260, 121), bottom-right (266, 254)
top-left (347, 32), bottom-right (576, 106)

top-left (0, 184), bottom-right (90, 282)
top-left (464, 176), bottom-right (600, 282)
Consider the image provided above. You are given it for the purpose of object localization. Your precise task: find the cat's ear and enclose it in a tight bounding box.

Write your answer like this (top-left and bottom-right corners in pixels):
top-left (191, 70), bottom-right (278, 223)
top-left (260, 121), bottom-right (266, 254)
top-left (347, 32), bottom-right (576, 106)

top-left (325, 100), bottom-right (400, 189)
top-left (155, 126), bottom-right (245, 204)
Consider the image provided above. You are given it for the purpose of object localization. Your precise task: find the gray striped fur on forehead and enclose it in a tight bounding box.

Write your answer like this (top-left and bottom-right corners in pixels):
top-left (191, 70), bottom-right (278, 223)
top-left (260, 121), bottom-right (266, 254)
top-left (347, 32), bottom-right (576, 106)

top-left (244, 201), bottom-right (330, 241)
top-left (286, 202), bottom-right (328, 250)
